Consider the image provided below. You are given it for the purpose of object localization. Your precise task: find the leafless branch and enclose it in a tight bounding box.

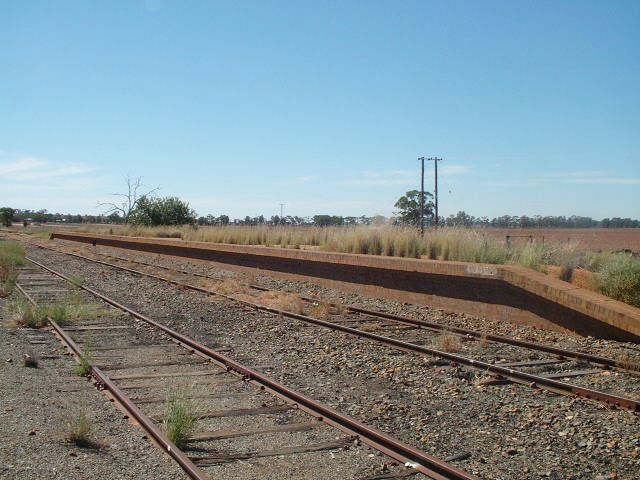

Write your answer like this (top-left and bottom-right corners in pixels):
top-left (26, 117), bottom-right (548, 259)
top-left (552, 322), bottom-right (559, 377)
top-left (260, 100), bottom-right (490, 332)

top-left (98, 175), bottom-right (159, 223)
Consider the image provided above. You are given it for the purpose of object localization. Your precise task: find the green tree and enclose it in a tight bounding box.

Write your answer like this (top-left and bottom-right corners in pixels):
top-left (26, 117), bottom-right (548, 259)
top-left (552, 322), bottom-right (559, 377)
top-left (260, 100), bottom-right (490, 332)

top-left (130, 196), bottom-right (196, 226)
top-left (0, 207), bottom-right (15, 227)
top-left (446, 210), bottom-right (474, 227)
top-left (394, 190), bottom-right (434, 226)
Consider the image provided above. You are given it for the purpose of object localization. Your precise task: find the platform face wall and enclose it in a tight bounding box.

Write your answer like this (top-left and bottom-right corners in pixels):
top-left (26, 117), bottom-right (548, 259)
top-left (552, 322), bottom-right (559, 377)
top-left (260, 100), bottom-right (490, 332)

top-left (51, 232), bottom-right (640, 342)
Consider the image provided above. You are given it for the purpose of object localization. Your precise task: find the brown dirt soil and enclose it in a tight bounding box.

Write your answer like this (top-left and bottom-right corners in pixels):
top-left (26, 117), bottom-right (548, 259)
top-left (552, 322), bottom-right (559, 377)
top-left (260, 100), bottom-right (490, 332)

top-left (481, 228), bottom-right (640, 253)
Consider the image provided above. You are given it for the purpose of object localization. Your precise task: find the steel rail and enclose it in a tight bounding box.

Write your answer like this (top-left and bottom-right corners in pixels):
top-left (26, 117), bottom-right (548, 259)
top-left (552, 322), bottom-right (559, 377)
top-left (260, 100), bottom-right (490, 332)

top-left (25, 254), bottom-right (640, 413)
top-left (14, 282), bottom-right (211, 480)
top-left (23, 256), bottom-right (478, 480)
top-left (28, 237), bottom-right (640, 373)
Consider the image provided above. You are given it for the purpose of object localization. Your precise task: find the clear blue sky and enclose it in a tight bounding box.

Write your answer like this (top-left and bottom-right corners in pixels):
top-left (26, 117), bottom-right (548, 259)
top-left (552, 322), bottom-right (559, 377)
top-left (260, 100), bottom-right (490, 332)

top-left (1, 1), bottom-right (639, 219)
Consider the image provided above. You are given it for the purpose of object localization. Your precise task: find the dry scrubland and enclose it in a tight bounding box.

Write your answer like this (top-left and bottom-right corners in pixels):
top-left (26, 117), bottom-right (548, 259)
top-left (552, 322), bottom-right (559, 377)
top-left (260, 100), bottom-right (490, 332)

top-left (71, 224), bottom-right (640, 308)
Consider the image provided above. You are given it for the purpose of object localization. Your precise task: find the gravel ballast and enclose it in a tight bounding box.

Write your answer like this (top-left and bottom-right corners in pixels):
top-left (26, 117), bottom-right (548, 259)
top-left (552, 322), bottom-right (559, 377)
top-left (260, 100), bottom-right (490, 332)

top-left (0, 293), bottom-right (188, 480)
top-left (21, 241), bottom-right (640, 479)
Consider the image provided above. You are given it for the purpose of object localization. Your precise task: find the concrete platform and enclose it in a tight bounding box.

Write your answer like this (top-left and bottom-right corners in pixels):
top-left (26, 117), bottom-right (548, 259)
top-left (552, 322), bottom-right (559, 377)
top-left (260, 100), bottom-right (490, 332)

top-left (50, 232), bottom-right (640, 342)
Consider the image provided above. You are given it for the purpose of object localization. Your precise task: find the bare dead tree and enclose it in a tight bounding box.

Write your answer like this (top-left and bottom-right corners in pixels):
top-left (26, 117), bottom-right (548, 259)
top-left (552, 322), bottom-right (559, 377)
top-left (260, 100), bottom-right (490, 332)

top-left (98, 175), bottom-right (159, 223)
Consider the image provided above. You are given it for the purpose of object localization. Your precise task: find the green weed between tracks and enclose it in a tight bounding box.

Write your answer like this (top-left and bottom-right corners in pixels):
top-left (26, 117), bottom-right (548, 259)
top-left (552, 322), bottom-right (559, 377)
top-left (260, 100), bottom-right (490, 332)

top-left (74, 346), bottom-right (92, 376)
top-left (10, 294), bottom-right (110, 328)
top-left (163, 392), bottom-right (198, 449)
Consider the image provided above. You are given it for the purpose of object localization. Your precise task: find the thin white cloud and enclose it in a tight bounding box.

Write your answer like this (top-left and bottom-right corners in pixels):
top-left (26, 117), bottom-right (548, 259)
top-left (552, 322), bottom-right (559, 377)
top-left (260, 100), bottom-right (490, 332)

top-left (568, 177), bottom-right (640, 185)
top-left (0, 157), bottom-right (46, 177)
top-left (0, 155), bottom-right (94, 181)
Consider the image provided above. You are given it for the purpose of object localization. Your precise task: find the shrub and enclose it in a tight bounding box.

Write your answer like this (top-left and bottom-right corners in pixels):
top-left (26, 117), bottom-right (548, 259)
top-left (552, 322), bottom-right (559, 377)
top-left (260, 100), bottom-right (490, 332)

top-left (595, 254), bottom-right (640, 307)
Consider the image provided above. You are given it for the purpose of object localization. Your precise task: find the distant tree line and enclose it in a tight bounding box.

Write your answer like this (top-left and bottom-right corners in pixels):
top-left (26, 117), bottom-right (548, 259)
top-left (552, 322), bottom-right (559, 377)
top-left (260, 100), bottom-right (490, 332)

top-left (3, 207), bottom-right (636, 229)
top-left (7, 209), bottom-right (120, 225)
top-left (196, 214), bottom-right (389, 227)
top-left (442, 211), bottom-right (640, 229)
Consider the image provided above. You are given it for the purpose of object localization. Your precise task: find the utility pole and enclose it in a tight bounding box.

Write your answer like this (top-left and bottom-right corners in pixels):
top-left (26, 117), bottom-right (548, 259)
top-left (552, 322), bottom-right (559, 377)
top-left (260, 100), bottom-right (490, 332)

top-left (427, 157), bottom-right (443, 228)
top-left (418, 157), bottom-right (425, 236)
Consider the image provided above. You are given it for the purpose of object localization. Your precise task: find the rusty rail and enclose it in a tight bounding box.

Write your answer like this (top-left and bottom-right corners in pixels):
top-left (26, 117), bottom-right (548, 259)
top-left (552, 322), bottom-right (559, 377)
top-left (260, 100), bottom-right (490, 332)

top-left (25, 253), bottom-right (640, 413)
top-left (15, 282), bottom-right (211, 480)
top-left (23, 256), bottom-right (478, 480)
top-left (22, 244), bottom-right (640, 412)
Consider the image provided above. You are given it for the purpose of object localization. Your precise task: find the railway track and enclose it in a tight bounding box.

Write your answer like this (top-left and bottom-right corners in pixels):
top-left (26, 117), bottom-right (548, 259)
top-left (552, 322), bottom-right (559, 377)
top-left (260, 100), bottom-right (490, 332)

top-left (14, 256), bottom-right (478, 480)
top-left (21, 234), bottom-right (639, 371)
top-left (19, 235), bottom-right (640, 412)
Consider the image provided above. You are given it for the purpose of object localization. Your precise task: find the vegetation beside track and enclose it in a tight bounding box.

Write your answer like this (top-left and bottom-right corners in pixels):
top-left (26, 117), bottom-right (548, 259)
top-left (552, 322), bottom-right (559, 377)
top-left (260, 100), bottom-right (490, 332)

top-left (0, 240), bottom-right (25, 297)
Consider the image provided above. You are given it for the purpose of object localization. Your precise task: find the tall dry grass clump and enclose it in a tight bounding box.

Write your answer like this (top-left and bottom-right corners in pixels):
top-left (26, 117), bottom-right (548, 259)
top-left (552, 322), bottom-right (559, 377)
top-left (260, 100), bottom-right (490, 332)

top-left (257, 291), bottom-right (304, 314)
top-left (0, 241), bottom-right (25, 297)
top-left (432, 332), bottom-right (463, 352)
top-left (66, 411), bottom-right (99, 448)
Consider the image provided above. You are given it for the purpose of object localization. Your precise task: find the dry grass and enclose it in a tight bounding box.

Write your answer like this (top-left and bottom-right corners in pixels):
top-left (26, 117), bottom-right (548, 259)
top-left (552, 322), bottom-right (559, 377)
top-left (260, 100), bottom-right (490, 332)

top-left (211, 279), bottom-right (249, 296)
top-left (479, 324), bottom-right (491, 348)
top-left (616, 351), bottom-right (636, 373)
top-left (433, 332), bottom-right (462, 353)
top-left (359, 322), bottom-right (380, 332)
top-left (0, 240), bottom-right (24, 297)
top-left (309, 301), bottom-right (331, 319)
top-left (66, 411), bottom-right (99, 448)
top-left (77, 224), bottom-right (571, 267)
top-left (256, 291), bottom-right (304, 314)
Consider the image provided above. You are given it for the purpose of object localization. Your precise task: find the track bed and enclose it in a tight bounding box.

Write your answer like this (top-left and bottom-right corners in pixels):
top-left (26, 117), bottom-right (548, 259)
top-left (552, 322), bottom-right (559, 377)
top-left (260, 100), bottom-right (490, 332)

top-left (7, 235), bottom-right (640, 479)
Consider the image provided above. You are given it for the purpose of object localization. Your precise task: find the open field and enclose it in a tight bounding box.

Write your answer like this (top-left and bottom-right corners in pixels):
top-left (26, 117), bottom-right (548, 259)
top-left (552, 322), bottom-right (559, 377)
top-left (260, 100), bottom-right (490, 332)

top-left (481, 228), bottom-right (640, 253)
